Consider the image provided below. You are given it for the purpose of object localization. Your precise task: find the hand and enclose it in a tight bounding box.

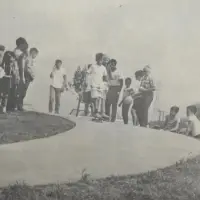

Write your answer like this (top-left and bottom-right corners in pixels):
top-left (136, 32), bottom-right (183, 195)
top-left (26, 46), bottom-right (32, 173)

top-left (20, 78), bottom-right (25, 84)
top-left (60, 87), bottom-right (65, 93)
top-left (50, 72), bottom-right (54, 78)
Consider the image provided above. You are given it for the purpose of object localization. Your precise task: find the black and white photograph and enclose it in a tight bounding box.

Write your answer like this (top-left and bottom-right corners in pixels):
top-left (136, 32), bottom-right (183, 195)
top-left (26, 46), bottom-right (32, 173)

top-left (0, 0), bottom-right (200, 199)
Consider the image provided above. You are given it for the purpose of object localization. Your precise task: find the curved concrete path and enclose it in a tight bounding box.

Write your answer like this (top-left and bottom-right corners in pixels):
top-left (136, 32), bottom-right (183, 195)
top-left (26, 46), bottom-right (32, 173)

top-left (0, 115), bottom-right (200, 187)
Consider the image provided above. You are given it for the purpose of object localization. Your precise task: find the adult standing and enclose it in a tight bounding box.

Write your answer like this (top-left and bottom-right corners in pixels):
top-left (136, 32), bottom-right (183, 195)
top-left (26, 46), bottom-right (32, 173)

top-left (131, 70), bottom-right (144, 126)
top-left (139, 65), bottom-right (156, 127)
top-left (14, 37), bottom-right (29, 111)
top-left (105, 59), bottom-right (123, 122)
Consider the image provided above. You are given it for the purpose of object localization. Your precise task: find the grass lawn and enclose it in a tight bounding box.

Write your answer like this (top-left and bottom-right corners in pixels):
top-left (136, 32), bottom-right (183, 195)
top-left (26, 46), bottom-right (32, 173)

top-left (1, 155), bottom-right (200, 200)
top-left (0, 111), bottom-right (75, 144)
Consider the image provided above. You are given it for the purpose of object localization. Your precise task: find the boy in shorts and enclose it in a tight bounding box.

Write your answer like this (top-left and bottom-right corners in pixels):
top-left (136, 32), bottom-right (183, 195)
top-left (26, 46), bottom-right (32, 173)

top-left (88, 53), bottom-right (108, 118)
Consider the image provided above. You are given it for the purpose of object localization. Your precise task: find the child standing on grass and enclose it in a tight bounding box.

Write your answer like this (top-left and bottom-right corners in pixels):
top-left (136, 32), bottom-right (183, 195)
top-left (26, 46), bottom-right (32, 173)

top-left (88, 53), bottom-right (108, 118)
top-left (49, 60), bottom-right (68, 114)
top-left (0, 51), bottom-right (20, 112)
top-left (118, 77), bottom-right (134, 124)
top-left (17, 47), bottom-right (39, 111)
top-left (14, 37), bottom-right (29, 111)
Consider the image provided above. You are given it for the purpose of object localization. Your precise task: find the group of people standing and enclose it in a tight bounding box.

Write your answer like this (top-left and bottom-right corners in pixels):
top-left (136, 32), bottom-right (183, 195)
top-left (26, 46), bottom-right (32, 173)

top-left (73, 53), bottom-right (156, 127)
top-left (0, 38), bottom-right (39, 113)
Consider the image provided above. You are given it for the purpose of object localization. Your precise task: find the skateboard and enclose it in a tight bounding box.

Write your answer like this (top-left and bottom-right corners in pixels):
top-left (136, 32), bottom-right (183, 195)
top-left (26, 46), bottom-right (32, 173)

top-left (92, 116), bottom-right (103, 123)
top-left (91, 115), bottom-right (110, 123)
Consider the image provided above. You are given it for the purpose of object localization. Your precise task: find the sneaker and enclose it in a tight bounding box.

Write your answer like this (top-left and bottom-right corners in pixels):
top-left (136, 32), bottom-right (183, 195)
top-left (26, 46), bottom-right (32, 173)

top-left (55, 110), bottom-right (60, 115)
top-left (17, 107), bottom-right (24, 112)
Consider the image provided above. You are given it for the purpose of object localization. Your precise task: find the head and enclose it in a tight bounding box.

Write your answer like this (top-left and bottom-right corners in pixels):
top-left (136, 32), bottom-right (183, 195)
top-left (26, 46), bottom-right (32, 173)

top-left (16, 37), bottom-right (28, 53)
top-left (102, 54), bottom-right (110, 67)
top-left (55, 59), bottom-right (62, 69)
top-left (143, 65), bottom-right (151, 76)
top-left (95, 53), bottom-right (104, 65)
top-left (187, 105), bottom-right (197, 116)
top-left (109, 59), bottom-right (117, 72)
top-left (170, 106), bottom-right (179, 117)
top-left (2, 51), bottom-right (16, 66)
top-left (29, 48), bottom-right (39, 59)
top-left (135, 70), bottom-right (144, 81)
top-left (125, 77), bottom-right (132, 88)
top-left (77, 66), bottom-right (81, 71)
top-left (88, 64), bottom-right (92, 69)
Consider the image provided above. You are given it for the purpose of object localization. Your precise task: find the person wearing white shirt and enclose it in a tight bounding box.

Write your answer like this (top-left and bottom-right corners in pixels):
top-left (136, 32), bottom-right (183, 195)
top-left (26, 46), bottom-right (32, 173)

top-left (186, 105), bottom-right (200, 137)
top-left (49, 59), bottom-right (67, 114)
top-left (87, 53), bottom-right (108, 117)
top-left (105, 59), bottom-right (123, 122)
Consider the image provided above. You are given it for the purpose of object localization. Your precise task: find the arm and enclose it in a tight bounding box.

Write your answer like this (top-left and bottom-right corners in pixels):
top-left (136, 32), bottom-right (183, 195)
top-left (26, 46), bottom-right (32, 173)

top-left (118, 97), bottom-right (125, 107)
top-left (170, 119), bottom-right (180, 132)
top-left (119, 78), bottom-right (123, 91)
top-left (162, 116), bottom-right (168, 129)
top-left (63, 74), bottom-right (68, 90)
top-left (103, 67), bottom-right (108, 82)
top-left (18, 55), bottom-right (25, 82)
top-left (62, 68), bottom-right (68, 89)
top-left (139, 87), bottom-right (155, 92)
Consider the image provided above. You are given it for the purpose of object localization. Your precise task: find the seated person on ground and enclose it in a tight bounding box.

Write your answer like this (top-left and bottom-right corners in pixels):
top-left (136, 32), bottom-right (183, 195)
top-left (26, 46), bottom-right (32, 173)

top-left (153, 106), bottom-right (180, 132)
top-left (184, 105), bottom-right (200, 138)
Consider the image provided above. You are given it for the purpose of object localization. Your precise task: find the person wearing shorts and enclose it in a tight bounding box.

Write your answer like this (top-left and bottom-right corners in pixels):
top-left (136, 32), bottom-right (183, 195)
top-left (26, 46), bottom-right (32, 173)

top-left (88, 53), bottom-right (108, 117)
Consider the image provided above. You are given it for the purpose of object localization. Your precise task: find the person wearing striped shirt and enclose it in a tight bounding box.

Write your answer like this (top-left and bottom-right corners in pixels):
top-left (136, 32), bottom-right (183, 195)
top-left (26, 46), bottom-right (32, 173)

top-left (139, 65), bottom-right (156, 127)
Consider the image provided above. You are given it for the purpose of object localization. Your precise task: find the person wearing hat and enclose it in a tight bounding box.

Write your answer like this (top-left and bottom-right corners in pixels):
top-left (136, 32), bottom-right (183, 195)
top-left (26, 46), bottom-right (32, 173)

top-left (139, 65), bottom-right (156, 127)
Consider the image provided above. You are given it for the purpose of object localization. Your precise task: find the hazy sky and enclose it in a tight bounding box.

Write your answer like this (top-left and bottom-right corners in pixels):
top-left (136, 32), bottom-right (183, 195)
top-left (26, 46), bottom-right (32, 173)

top-left (0, 0), bottom-right (200, 114)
